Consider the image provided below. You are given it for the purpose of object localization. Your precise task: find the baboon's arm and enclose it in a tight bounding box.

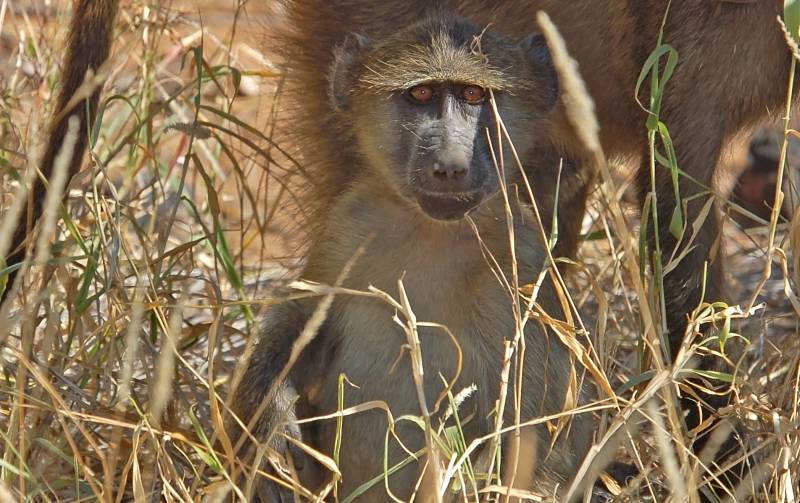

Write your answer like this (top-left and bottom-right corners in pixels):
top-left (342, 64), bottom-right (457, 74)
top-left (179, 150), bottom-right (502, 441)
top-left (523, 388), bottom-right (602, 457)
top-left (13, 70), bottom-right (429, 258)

top-left (229, 300), bottom-right (319, 501)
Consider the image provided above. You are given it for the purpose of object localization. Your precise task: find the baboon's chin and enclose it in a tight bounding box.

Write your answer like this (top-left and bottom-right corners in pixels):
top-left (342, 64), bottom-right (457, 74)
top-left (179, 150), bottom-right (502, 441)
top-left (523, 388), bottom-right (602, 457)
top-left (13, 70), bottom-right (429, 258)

top-left (415, 191), bottom-right (484, 221)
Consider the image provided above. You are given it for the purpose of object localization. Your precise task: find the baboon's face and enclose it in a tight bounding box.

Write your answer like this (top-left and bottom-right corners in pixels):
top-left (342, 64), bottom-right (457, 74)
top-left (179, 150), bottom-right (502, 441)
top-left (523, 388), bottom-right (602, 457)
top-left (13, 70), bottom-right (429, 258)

top-left (331, 18), bottom-right (558, 221)
top-left (370, 81), bottom-right (503, 221)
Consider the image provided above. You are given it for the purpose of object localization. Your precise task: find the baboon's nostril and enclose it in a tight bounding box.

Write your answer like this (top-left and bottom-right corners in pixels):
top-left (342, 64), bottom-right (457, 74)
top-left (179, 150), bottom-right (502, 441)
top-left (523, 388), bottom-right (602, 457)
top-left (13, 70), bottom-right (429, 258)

top-left (432, 162), bottom-right (467, 180)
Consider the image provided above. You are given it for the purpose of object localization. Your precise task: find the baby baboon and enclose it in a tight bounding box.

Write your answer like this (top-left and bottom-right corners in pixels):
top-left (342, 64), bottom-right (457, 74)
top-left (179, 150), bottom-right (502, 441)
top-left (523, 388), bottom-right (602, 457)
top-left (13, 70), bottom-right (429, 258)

top-left (230, 14), bottom-right (593, 501)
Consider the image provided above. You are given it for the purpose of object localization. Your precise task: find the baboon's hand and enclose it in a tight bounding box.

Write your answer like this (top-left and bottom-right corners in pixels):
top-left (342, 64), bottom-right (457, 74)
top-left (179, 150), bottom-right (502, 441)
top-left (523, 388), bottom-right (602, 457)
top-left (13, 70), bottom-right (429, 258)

top-left (254, 420), bottom-right (309, 503)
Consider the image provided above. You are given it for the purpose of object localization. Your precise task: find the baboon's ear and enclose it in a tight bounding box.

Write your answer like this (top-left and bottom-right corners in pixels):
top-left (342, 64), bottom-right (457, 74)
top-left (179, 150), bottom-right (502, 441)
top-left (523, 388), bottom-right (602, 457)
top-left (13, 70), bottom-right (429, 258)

top-left (329, 33), bottom-right (371, 112)
top-left (520, 33), bottom-right (559, 111)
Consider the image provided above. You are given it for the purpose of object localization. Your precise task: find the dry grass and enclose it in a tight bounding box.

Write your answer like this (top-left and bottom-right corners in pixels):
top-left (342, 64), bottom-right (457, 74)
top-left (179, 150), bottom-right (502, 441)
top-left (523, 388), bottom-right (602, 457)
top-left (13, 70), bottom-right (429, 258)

top-left (0, 1), bottom-right (799, 502)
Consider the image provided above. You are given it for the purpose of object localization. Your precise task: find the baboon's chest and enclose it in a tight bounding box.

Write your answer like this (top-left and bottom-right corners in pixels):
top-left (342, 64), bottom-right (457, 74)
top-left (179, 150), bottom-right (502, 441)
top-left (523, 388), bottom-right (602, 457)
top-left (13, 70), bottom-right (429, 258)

top-left (300, 206), bottom-right (552, 421)
top-left (296, 256), bottom-right (543, 498)
top-left (317, 262), bottom-right (514, 420)
top-left (294, 194), bottom-right (550, 493)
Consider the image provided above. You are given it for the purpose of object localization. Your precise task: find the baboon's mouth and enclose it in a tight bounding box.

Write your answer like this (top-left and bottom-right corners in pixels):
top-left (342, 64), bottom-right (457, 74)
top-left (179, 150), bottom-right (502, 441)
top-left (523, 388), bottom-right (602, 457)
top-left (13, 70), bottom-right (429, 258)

top-left (414, 190), bottom-right (484, 220)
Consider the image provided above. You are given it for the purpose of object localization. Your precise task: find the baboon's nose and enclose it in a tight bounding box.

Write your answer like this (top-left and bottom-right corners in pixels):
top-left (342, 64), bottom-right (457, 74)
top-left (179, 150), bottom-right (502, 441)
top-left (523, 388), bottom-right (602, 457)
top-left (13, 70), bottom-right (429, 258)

top-left (431, 161), bottom-right (467, 181)
top-left (423, 147), bottom-right (474, 193)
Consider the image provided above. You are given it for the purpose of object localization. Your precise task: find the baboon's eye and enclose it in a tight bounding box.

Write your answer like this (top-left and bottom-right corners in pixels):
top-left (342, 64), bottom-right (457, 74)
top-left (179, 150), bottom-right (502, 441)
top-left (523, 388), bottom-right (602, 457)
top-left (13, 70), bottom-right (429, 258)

top-left (461, 85), bottom-right (486, 104)
top-left (408, 84), bottom-right (435, 103)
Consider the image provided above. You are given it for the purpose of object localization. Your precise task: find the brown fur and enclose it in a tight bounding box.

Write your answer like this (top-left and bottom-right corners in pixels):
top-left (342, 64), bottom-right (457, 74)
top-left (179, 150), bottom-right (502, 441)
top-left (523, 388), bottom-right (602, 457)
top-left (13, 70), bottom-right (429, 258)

top-left (230, 13), bottom-right (594, 501)
top-left (3, 0), bottom-right (119, 297)
top-left (268, 2), bottom-right (794, 496)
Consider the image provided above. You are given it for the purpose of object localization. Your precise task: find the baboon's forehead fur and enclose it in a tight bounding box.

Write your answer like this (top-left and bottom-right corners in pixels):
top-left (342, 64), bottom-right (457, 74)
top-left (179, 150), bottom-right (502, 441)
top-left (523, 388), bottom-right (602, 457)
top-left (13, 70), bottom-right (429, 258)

top-left (357, 17), bottom-right (529, 92)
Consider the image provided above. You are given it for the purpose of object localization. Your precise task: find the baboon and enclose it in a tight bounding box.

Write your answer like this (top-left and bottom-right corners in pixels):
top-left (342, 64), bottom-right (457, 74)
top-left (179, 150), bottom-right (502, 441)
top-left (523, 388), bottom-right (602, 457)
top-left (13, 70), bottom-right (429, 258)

top-left (266, 0), bottom-right (796, 497)
top-left (230, 15), bottom-right (594, 501)
top-left (465, 1), bottom-right (796, 486)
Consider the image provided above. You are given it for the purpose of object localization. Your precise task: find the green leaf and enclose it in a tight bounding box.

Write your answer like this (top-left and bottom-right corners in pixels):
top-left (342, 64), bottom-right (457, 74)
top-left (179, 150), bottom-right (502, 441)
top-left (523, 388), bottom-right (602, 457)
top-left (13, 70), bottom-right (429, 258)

top-left (786, 0), bottom-right (800, 42)
top-left (689, 369), bottom-right (736, 384)
top-left (188, 405), bottom-right (223, 472)
top-left (579, 229), bottom-right (606, 242)
top-left (634, 44), bottom-right (679, 130)
top-left (0, 257), bottom-right (7, 298)
top-left (75, 244), bottom-right (100, 314)
top-left (92, 94), bottom-right (140, 148)
top-left (718, 312), bottom-right (731, 354)
top-left (616, 370), bottom-right (657, 394)
top-left (669, 205), bottom-right (684, 239)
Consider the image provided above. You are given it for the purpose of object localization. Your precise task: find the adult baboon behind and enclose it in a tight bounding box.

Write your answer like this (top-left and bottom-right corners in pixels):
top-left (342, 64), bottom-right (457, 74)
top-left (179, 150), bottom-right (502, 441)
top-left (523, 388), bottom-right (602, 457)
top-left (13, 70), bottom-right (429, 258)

top-left (463, 0), bottom-right (795, 474)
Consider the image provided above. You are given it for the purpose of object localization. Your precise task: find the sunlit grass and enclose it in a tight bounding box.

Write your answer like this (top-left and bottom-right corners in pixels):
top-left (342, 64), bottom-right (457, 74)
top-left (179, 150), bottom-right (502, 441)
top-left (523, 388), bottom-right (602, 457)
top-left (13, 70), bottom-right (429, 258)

top-left (0, 1), bottom-right (798, 502)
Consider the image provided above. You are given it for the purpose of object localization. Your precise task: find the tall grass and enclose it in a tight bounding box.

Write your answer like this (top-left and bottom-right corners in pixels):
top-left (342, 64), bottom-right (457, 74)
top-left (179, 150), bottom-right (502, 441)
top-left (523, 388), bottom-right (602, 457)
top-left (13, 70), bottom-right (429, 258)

top-left (0, 1), bottom-right (798, 502)
top-left (0, 1), bottom-right (294, 500)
